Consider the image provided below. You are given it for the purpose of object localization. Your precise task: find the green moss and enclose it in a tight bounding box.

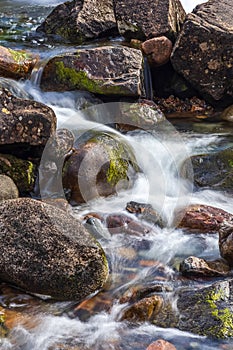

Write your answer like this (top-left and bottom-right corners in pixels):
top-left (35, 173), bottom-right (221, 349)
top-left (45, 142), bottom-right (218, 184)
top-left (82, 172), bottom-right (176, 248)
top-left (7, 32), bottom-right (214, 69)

top-left (106, 145), bottom-right (129, 186)
top-left (206, 289), bottom-right (233, 338)
top-left (55, 61), bottom-right (129, 95)
top-left (8, 48), bottom-right (31, 63)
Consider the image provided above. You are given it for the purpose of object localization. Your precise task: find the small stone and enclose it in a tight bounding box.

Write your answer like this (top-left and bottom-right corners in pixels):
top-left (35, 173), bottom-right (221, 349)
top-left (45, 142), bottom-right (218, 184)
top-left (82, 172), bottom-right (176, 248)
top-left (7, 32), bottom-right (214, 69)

top-left (146, 339), bottom-right (177, 350)
top-left (180, 256), bottom-right (230, 277)
top-left (0, 175), bottom-right (19, 200)
top-left (142, 36), bottom-right (173, 66)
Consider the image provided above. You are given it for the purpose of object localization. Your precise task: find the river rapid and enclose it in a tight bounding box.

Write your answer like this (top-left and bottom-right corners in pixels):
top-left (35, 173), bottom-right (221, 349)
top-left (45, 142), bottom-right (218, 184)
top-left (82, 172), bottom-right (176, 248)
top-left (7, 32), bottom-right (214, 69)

top-left (1, 1), bottom-right (233, 349)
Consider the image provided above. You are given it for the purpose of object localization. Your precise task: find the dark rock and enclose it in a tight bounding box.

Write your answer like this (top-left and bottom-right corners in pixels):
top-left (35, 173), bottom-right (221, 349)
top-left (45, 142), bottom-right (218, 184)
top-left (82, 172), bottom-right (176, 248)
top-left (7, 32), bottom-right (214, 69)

top-left (0, 87), bottom-right (56, 147)
top-left (0, 45), bottom-right (38, 79)
top-left (126, 201), bottom-right (163, 227)
top-left (219, 220), bottom-right (233, 266)
top-left (114, 0), bottom-right (186, 41)
top-left (142, 36), bottom-right (173, 66)
top-left (63, 132), bottom-right (140, 204)
top-left (0, 175), bottom-right (18, 200)
top-left (106, 213), bottom-right (151, 236)
top-left (180, 256), bottom-right (230, 277)
top-left (0, 198), bottom-right (108, 300)
top-left (37, 0), bottom-right (118, 44)
top-left (0, 154), bottom-right (35, 193)
top-left (182, 147), bottom-right (233, 192)
top-left (146, 339), bottom-right (177, 350)
top-left (177, 204), bottom-right (233, 233)
top-left (171, 0), bottom-right (233, 106)
top-left (177, 279), bottom-right (233, 337)
top-left (40, 46), bottom-right (144, 97)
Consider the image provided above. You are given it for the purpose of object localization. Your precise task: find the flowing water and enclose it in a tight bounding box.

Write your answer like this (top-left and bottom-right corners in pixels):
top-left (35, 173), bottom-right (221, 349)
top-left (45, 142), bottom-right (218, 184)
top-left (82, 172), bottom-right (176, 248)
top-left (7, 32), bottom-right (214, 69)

top-left (0, 1), bottom-right (232, 349)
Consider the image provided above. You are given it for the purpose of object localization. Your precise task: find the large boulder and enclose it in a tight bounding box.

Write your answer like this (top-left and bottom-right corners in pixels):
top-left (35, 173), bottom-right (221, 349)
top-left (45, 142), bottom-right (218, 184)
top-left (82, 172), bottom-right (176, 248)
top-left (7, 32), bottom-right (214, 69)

top-left (0, 198), bottom-right (109, 300)
top-left (62, 132), bottom-right (140, 204)
top-left (36, 0), bottom-right (117, 43)
top-left (0, 45), bottom-right (38, 79)
top-left (40, 46), bottom-right (144, 97)
top-left (113, 0), bottom-right (186, 41)
top-left (0, 87), bottom-right (56, 150)
top-left (171, 0), bottom-right (233, 106)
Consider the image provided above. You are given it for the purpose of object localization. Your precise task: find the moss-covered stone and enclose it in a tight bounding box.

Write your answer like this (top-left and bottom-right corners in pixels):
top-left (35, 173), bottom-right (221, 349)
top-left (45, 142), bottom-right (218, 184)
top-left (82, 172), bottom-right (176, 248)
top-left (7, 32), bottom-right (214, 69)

top-left (0, 154), bottom-right (35, 193)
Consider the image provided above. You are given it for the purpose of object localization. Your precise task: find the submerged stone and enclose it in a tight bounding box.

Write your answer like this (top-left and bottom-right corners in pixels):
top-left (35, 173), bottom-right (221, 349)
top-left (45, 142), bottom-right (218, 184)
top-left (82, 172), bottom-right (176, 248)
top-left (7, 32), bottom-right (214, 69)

top-left (40, 46), bottom-right (144, 97)
top-left (0, 198), bottom-right (109, 301)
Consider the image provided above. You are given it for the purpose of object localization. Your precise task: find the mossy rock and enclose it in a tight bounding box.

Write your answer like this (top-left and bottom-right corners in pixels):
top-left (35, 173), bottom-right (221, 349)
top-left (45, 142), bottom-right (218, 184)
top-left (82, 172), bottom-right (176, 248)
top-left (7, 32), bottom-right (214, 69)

top-left (0, 154), bottom-right (35, 193)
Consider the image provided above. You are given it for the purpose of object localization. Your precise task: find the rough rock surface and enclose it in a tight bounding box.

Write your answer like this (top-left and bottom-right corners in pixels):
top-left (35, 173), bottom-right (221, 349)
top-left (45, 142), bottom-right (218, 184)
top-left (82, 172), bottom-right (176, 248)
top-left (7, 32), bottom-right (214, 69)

top-left (0, 45), bottom-right (38, 79)
top-left (0, 198), bottom-right (108, 300)
top-left (40, 46), bottom-right (144, 96)
top-left (180, 256), bottom-right (230, 277)
top-left (37, 0), bottom-right (117, 43)
top-left (171, 0), bottom-right (233, 106)
top-left (63, 132), bottom-right (140, 204)
top-left (0, 88), bottom-right (56, 147)
top-left (142, 36), bottom-right (173, 66)
top-left (0, 175), bottom-right (18, 200)
top-left (114, 0), bottom-right (186, 41)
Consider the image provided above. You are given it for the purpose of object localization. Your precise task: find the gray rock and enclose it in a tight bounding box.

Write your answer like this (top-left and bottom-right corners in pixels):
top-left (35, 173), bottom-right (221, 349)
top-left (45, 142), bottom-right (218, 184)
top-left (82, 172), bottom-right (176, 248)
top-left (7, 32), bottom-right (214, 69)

top-left (171, 0), bottom-right (233, 106)
top-left (40, 46), bottom-right (144, 97)
top-left (37, 0), bottom-right (117, 43)
top-left (0, 198), bottom-right (109, 300)
top-left (114, 0), bottom-right (186, 41)
top-left (0, 175), bottom-right (18, 200)
top-left (0, 87), bottom-right (56, 147)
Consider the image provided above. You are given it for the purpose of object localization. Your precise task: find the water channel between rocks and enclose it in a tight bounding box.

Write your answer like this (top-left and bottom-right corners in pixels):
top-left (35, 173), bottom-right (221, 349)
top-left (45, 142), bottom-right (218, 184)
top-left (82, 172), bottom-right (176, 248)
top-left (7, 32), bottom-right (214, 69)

top-left (1, 1), bottom-right (233, 349)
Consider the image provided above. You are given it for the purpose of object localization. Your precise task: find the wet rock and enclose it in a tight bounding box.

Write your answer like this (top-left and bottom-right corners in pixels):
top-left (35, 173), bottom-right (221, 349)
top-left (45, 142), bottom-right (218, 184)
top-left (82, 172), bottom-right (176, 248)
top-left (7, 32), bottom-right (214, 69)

top-left (182, 147), bottom-right (233, 192)
top-left (0, 45), bottom-right (38, 79)
top-left (221, 105), bottom-right (233, 122)
top-left (177, 204), bottom-right (233, 233)
top-left (146, 339), bottom-right (177, 350)
top-left (142, 36), bottom-right (173, 66)
top-left (171, 0), bottom-right (233, 106)
top-left (219, 220), bottom-right (233, 266)
top-left (0, 87), bottom-right (56, 148)
top-left (114, 0), bottom-right (186, 41)
top-left (63, 132), bottom-right (140, 204)
top-left (106, 214), bottom-right (151, 236)
top-left (40, 46), bottom-right (144, 97)
top-left (0, 154), bottom-right (35, 193)
top-left (180, 256), bottom-right (230, 277)
top-left (177, 279), bottom-right (233, 338)
top-left (0, 175), bottom-right (18, 200)
top-left (37, 0), bottom-right (117, 44)
top-left (120, 295), bottom-right (163, 322)
top-left (126, 201), bottom-right (163, 227)
top-left (115, 100), bottom-right (165, 132)
top-left (0, 198), bottom-right (109, 300)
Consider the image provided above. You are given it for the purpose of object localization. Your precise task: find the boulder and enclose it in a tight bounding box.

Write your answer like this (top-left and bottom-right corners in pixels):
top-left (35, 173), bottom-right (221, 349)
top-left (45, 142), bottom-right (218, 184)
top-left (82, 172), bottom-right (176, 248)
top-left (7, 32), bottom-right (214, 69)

top-left (62, 132), bottom-right (140, 204)
top-left (37, 0), bottom-right (118, 43)
top-left (141, 36), bottom-right (173, 66)
top-left (0, 45), bottom-right (38, 79)
top-left (0, 154), bottom-right (35, 193)
top-left (40, 46), bottom-right (144, 97)
top-left (180, 256), bottom-right (230, 277)
top-left (182, 147), bottom-right (233, 191)
top-left (0, 174), bottom-right (18, 200)
top-left (177, 204), bottom-right (233, 233)
top-left (146, 339), bottom-right (176, 350)
top-left (0, 198), bottom-right (108, 300)
top-left (219, 220), bottom-right (233, 266)
top-left (0, 87), bottom-right (56, 148)
top-left (171, 0), bottom-right (233, 106)
top-left (113, 0), bottom-right (186, 41)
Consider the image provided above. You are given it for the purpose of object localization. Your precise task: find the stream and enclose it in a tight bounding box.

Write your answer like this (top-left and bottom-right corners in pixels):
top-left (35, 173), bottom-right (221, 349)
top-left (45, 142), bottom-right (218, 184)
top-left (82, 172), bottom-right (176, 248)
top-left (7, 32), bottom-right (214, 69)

top-left (1, 1), bottom-right (233, 349)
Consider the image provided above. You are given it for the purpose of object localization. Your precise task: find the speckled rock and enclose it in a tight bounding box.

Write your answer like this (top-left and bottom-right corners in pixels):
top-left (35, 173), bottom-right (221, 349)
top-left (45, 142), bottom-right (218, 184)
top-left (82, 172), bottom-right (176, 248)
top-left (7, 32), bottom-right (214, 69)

top-left (0, 198), bottom-right (108, 300)
top-left (0, 175), bottom-right (18, 200)
top-left (63, 132), bottom-right (140, 204)
top-left (40, 46), bottom-right (144, 97)
top-left (37, 0), bottom-right (118, 43)
top-left (0, 154), bottom-right (35, 193)
top-left (171, 0), bottom-right (233, 106)
top-left (113, 0), bottom-right (186, 41)
top-left (142, 36), bottom-right (173, 66)
top-left (180, 256), bottom-right (230, 277)
top-left (0, 45), bottom-right (38, 79)
top-left (146, 339), bottom-right (177, 350)
top-left (0, 87), bottom-right (56, 147)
